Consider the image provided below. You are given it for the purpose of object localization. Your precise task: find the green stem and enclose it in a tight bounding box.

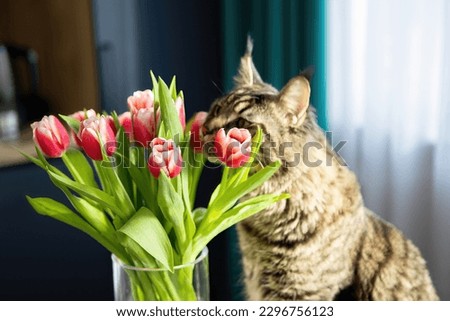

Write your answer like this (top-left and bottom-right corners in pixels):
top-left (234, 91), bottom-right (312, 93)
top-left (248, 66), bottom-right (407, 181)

top-left (217, 166), bottom-right (230, 199)
top-left (161, 270), bottom-right (182, 300)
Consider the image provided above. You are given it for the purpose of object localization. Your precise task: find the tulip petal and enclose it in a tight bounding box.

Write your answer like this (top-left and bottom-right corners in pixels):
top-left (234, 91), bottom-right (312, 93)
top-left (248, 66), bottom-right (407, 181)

top-left (119, 112), bottom-right (133, 140)
top-left (190, 111), bottom-right (208, 153)
top-left (175, 97), bottom-right (186, 130)
top-left (147, 138), bottom-right (182, 178)
top-left (31, 115), bottom-right (70, 158)
top-left (128, 89), bottom-right (154, 113)
top-left (133, 108), bottom-right (155, 146)
top-left (50, 116), bottom-right (70, 150)
top-left (214, 127), bottom-right (252, 168)
top-left (34, 127), bottom-right (64, 158)
top-left (81, 127), bottom-right (103, 161)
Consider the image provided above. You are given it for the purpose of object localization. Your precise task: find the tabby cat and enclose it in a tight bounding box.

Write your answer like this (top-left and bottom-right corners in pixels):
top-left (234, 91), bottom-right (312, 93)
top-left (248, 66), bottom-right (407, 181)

top-left (202, 40), bottom-right (438, 300)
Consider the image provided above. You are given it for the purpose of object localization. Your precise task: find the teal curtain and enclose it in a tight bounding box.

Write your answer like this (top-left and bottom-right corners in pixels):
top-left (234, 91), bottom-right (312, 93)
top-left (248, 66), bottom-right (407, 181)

top-left (220, 0), bottom-right (327, 300)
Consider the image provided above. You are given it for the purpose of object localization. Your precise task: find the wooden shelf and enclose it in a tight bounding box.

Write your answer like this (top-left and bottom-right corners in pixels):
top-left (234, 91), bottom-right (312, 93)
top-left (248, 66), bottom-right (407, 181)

top-left (0, 129), bottom-right (37, 167)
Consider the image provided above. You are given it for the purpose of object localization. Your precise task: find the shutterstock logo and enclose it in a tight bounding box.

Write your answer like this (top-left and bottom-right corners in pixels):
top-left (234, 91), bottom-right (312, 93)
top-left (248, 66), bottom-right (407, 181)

top-left (100, 131), bottom-right (347, 169)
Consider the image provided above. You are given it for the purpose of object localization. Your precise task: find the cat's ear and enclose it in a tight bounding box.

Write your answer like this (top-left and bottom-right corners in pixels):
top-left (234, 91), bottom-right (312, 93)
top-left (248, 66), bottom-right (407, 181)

top-left (278, 75), bottom-right (311, 126)
top-left (234, 37), bottom-right (263, 87)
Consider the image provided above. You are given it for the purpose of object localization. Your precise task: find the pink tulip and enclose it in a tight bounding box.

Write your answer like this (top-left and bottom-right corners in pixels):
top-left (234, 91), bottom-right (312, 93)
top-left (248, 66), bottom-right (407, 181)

top-left (133, 107), bottom-right (156, 147)
top-left (70, 109), bottom-right (97, 122)
top-left (214, 128), bottom-right (252, 168)
top-left (118, 111), bottom-right (133, 140)
top-left (127, 90), bottom-right (154, 113)
top-left (175, 97), bottom-right (186, 130)
top-left (31, 115), bottom-right (70, 158)
top-left (69, 109), bottom-right (96, 146)
top-left (148, 138), bottom-right (182, 178)
top-left (190, 111), bottom-right (208, 153)
top-left (107, 116), bottom-right (117, 134)
top-left (79, 116), bottom-right (116, 161)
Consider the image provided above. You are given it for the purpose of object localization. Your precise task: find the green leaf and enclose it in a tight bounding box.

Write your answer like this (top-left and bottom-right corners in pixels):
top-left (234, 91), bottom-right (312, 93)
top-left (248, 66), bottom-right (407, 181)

top-left (209, 160), bottom-right (282, 217)
top-left (47, 170), bottom-right (124, 218)
top-left (157, 172), bottom-right (186, 251)
top-left (179, 160), bottom-right (192, 212)
top-left (158, 77), bottom-right (183, 141)
top-left (112, 128), bottom-right (134, 204)
top-left (17, 148), bottom-right (45, 170)
top-left (93, 161), bottom-right (136, 221)
top-left (158, 120), bottom-right (168, 138)
top-left (207, 183), bottom-right (221, 207)
top-left (191, 193), bottom-right (289, 261)
top-left (119, 207), bottom-right (174, 271)
top-left (59, 114), bottom-right (80, 132)
top-left (169, 76), bottom-right (177, 100)
top-left (127, 160), bottom-right (159, 216)
top-left (62, 149), bottom-right (98, 188)
top-left (192, 207), bottom-right (207, 227)
top-left (184, 210), bottom-right (196, 248)
top-left (110, 110), bottom-right (120, 131)
top-left (70, 196), bottom-right (115, 235)
top-left (27, 196), bottom-right (126, 260)
top-left (35, 146), bottom-right (50, 168)
top-left (183, 143), bottom-right (204, 207)
top-left (150, 70), bottom-right (159, 105)
top-left (180, 170), bottom-right (196, 242)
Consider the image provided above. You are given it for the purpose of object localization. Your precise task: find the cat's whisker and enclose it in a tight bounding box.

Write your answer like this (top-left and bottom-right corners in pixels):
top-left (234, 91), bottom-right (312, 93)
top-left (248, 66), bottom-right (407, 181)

top-left (211, 80), bottom-right (224, 95)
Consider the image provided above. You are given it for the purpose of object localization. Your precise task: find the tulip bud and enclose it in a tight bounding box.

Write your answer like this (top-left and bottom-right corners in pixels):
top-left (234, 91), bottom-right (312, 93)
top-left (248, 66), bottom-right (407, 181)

top-left (175, 96), bottom-right (186, 130)
top-left (214, 127), bottom-right (252, 168)
top-left (190, 111), bottom-right (208, 153)
top-left (148, 138), bottom-right (182, 178)
top-left (127, 90), bottom-right (154, 113)
top-left (118, 111), bottom-right (133, 140)
top-left (79, 116), bottom-right (116, 161)
top-left (31, 115), bottom-right (70, 158)
top-left (69, 109), bottom-right (96, 147)
top-left (132, 107), bottom-right (156, 147)
top-left (70, 109), bottom-right (97, 122)
top-left (107, 116), bottom-right (117, 134)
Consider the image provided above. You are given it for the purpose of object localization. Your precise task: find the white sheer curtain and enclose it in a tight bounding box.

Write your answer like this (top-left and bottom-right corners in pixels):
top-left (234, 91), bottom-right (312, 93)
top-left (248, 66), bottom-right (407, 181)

top-left (327, 0), bottom-right (450, 299)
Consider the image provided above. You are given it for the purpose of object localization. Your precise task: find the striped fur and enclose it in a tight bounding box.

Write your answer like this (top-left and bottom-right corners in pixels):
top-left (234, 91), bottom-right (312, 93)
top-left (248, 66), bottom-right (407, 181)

top-left (202, 44), bottom-right (438, 300)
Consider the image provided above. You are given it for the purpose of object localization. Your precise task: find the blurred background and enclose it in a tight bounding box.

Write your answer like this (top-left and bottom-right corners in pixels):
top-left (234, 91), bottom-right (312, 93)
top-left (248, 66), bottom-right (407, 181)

top-left (0, 0), bottom-right (448, 300)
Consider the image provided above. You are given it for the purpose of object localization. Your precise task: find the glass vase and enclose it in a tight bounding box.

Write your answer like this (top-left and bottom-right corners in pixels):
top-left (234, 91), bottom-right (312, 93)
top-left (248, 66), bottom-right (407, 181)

top-left (112, 247), bottom-right (209, 301)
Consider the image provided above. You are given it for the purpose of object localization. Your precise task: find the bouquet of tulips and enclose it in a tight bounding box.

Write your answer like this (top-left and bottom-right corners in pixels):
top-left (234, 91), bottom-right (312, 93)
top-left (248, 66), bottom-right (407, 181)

top-left (22, 74), bottom-right (288, 300)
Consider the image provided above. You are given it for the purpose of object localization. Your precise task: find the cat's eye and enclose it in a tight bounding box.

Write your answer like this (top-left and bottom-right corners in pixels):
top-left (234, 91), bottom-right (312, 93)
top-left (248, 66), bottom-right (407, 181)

top-left (253, 94), bottom-right (263, 104)
top-left (213, 104), bottom-right (222, 117)
top-left (230, 117), bottom-right (249, 128)
top-left (237, 118), bottom-right (248, 127)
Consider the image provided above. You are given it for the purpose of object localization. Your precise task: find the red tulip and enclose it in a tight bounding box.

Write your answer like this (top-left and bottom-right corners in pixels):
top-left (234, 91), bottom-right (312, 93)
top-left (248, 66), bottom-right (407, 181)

top-left (133, 107), bottom-right (156, 146)
top-left (107, 116), bottom-right (117, 134)
top-left (31, 115), bottom-right (70, 158)
top-left (127, 90), bottom-right (154, 113)
top-left (175, 97), bottom-right (186, 130)
top-left (214, 128), bottom-right (252, 168)
top-left (79, 116), bottom-right (116, 161)
top-left (69, 109), bottom-right (96, 147)
top-left (148, 138), bottom-right (182, 178)
top-left (118, 111), bottom-right (133, 140)
top-left (190, 111), bottom-right (208, 153)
